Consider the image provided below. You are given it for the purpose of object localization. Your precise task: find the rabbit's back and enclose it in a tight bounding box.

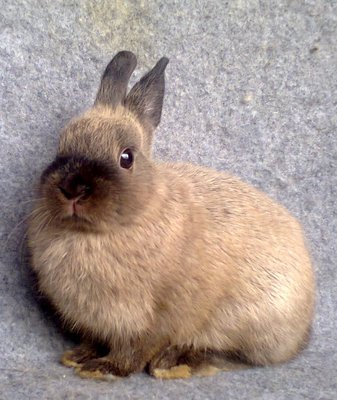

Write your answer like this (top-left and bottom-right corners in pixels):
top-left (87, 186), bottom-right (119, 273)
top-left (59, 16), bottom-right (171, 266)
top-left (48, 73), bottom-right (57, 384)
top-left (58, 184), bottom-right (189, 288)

top-left (161, 161), bottom-right (314, 301)
top-left (158, 162), bottom-right (315, 361)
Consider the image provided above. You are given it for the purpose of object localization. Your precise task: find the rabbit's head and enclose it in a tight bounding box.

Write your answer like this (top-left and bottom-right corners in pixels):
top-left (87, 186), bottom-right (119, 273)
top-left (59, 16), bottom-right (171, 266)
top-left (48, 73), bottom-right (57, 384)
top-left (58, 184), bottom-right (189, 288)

top-left (38, 51), bottom-right (169, 231)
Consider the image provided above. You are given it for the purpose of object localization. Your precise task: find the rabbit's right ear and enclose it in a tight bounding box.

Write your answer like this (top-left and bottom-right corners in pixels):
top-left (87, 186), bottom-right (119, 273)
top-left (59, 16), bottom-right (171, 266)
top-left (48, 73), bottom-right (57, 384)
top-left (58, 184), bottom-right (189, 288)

top-left (94, 51), bottom-right (137, 108)
top-left (124, 57), bottom-right (169, 130)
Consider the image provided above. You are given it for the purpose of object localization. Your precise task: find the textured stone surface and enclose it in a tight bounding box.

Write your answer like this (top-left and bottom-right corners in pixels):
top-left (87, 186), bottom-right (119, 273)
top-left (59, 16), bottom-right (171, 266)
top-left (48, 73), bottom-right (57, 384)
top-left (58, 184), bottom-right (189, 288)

top-left (1, 0), bottom-right (336, 398)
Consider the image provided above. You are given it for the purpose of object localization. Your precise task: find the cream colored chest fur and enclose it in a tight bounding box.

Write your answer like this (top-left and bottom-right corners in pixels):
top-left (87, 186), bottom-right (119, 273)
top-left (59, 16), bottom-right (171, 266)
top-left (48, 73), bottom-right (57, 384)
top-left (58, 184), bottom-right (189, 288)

top-left (31, 230), bottom-right (157, 341)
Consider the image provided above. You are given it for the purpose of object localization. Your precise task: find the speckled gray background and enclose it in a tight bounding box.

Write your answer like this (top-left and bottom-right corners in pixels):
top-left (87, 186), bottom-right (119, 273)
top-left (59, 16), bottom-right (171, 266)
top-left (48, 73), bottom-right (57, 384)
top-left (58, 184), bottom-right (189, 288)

top-left (1, 0), bottom-right (336, 399)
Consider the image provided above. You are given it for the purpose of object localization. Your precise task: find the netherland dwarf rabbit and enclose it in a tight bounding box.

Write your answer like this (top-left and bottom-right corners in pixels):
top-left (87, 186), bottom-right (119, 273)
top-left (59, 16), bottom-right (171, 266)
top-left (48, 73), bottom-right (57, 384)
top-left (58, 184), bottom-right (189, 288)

top-left (28, 51), bottom-right (315, 380)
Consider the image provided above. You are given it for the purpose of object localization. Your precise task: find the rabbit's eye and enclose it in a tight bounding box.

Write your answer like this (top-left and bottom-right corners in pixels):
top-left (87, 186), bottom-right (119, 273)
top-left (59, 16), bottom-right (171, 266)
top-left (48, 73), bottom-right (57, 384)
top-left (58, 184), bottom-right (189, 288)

top-left (120, 148), bottom-right (134, 169)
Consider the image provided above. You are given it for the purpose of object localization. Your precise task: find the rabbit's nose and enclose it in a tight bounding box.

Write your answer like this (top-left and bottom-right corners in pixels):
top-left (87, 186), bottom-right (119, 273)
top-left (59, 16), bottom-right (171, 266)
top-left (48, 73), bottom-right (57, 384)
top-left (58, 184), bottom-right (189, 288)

top-left (58, 175), bottom-right (92, 200)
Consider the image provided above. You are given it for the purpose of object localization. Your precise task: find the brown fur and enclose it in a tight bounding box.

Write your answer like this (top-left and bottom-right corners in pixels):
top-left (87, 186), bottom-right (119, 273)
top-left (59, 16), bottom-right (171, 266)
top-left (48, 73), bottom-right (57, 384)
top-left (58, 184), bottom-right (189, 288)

top-left (27, 51), bottom-right (315, 380)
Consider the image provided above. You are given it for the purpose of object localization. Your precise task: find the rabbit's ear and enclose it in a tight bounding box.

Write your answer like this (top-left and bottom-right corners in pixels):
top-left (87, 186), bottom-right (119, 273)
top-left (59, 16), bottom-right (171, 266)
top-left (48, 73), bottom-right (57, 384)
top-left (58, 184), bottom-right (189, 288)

top-left (94, 51), bottom-right (137, 108)
top-left (125, 57), bottom-right (169, 129)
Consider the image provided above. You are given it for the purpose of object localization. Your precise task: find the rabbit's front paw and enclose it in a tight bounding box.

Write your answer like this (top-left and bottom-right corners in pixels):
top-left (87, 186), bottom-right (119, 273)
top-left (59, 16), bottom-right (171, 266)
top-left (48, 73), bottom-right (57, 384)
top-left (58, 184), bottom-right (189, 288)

top-left (148, 345), bottom-right (192, 380)
top-left (76, 358), bottom-right (120, 380)
top-left (76, 356), bottom-right (141, 380)
top-left (61, 344), bottom-right (98, 368)
top-left (152, 365), bottom-right (192, 380)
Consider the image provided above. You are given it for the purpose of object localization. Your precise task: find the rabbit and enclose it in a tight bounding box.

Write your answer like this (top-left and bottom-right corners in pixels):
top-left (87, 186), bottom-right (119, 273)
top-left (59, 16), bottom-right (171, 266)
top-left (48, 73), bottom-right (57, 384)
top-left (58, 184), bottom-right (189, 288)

top-left (27, 51), bottom-right (315, 380)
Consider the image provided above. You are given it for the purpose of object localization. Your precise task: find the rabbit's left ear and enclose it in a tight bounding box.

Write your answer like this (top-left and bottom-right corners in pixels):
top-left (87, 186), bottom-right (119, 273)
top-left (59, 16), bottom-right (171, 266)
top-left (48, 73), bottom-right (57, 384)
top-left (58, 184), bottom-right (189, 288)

top-left (95, 51), bottom-right (137, 108)
top-left (125, 57), bottom-right (169, 130)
